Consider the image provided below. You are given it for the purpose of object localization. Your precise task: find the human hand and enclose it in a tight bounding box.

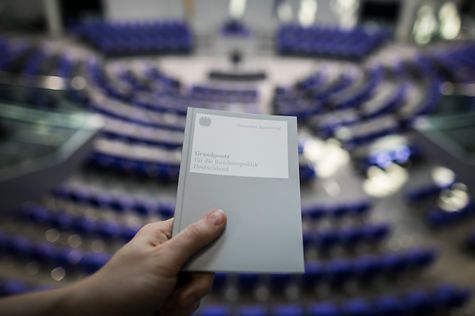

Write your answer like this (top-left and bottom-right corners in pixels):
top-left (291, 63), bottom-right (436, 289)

top-left (66, 208), bottom-right (227, 316)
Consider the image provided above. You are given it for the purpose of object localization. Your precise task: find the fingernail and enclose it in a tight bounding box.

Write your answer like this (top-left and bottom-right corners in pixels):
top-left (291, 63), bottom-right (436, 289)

top-left (206, 209), bottom-right (226, 226)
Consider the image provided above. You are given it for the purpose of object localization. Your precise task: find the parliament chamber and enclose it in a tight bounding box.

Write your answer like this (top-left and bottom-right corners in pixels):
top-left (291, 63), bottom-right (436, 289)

top-left (0, 0), bottom-right (474, 315)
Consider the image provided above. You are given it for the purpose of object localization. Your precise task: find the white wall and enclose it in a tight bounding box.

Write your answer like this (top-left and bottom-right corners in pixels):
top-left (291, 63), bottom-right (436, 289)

top-left (103, 0), bottom-right (184, 21)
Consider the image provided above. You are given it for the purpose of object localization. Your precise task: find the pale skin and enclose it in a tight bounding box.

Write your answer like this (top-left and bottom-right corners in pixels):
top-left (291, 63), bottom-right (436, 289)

top-left (0, 208), bottom-right (227, 316)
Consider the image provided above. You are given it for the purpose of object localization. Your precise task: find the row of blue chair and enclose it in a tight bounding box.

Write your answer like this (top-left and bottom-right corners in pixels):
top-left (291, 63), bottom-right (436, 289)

top-left (0, 278), bottom-right (467, 316)
top-left (0, 38), bottom-right (260, 134)
top-left (90, 138), bottom-right (315, 181)
top-left (56, 55), bottom-right (75, 79)
top-left (301, 200), bottom-right (372, 221)
top-left (132, 73), bottom-right (256, 110)
top-left (354, 144), bottom-right (420, 171)
top-left (0, 230), bottom-right (110, 274)
top-left (85, 60), bottom-right (258, 118)
top-left (18, 205), bottom-right (387, 252)
top-left (277, 24), bottom-right (390, 60)
top-left (212, 248), bottom-right (436, 292)
top-left (0, 279), bottom-right (34, 297)
top-left (360, 83), bottom-right (407, 120)
top-left (55, 186), bottom-right (379, 228)
top-left (87, 100), bottom-right (186, 131)
top-left (405, 181), bottom-right (455, 202)
top-left (333, 116), bottom-right (400, 148)
top-left (331, 67), bottom-right (383, 110)
top-left (52, 186), bottom-right (174, 218)
top-left (427, 43), bottom-right (475, 83)
top-left (1, 40), bottom-right (72, 81)
top-left (0, 274), bottom-right (462, 313)
top-left (16, 205), bottom-right (140, 242)
top-left (144, 66), bottom-right (182, 91)
top-left (200, 284), bottom-right (468, 316)
top-left (292, 68), bottom-right (356, 97)
top-left (89, 152), bottom-right (180, 180)
top-left (294, 70), bottom-right (327, 93)
top-left (274, 65), bottom-right (406, 134)
top-left (403, 56), bottom-right (442, 120)
top-left (308, 109), bottom-right (359, 138)
top-left (190, 85), bottom-right (258, 103)
top-left (273, 68), bottom-right (367, 120)
top-left (301, 248), bottom-right (436, 286)
top-left (100, 129), bottom-right (183, 150)
top-left (427, 199), bottom-right (475, 228)
top-left (303, 223), bottom-right (390, 251)
top-left (0, 42), bottom-right (33, 73)
top-left (74, 20), bottom-right (192, 56)
top-left (21, 49), bottom-right (48, 77)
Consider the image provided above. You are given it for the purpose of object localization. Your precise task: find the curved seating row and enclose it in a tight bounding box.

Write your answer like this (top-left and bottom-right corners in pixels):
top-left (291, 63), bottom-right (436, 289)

top-left (89, 152), bottom-right (180, 180)
top-left (200, 284), bottom-right (468, 315)
top-left (301, 200), bottom-right (372, 221)
top-left (405, 181), bottom-right (454, 202)
top-left (427, 199), bottom-right (475, 228)
top-left (354, 144), bottom-right (420, 171)
top-left (303, 223), bottom-right (390, 251)
top-left (0, 230), bottom-right (111, 274)
top-left (52, 186), bottom-right (174, 218)
top-left (16, 205), bottom-right (140, 242)
top-left (331, 67), bottom-right (383, 110)
top-left (211, 248), bottom-right (436, 293)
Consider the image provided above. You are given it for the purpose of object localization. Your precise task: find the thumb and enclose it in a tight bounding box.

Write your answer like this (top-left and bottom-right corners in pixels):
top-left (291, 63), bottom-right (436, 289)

top-left (162, 209), bottom-right (226, 269)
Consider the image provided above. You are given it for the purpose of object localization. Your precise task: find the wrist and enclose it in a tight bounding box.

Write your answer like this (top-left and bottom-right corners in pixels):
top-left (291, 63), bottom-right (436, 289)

top-left (59, 274), bottom-right (146, 316)
top-left (56, 276), bottom-right (111, 316)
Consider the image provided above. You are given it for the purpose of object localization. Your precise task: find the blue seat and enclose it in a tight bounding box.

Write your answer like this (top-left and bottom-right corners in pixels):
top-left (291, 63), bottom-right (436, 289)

top-left (341, 299), bottom-right (373, 316)
top-left (302, 262), bottom-right (324, 288)
top-left (6, 237), bottom-right (31, 255)
top-left (326, 259), bottom-right (352, 284)
top-left (380, 253), bottom-right (407, 275)
top-left (373, 295), bottom-right (405, 316)
top-left (70, 217), bottom-right (96, 235)
top-left (404, 290), bottom-right (433, 314)
top-left (354, 256), bottom-right (382, 281)
top-left (236, 305), bottom-right (267, 316)
top-left (271, 305), bottom-right (304, 316)
top-left (49, 213), bottom-right (74, 230)
top-left (29, 242), bottom-right (58, 263)
top-left (433, 285), bottom-right (471, 309)
top-left (237, 273), bottom-right (260, 290)
top-left (75, 19), bottom-right (192, 57)
top-left (307, 303), bottom-right (339, 316)
top-left (55, 248), bottom-right (83, 268)
top-left (212, 272), bottom-right (227, 291)
top-left (269, 273), bottom-right (293, 289)
top-left (277, 24), bottom-right (390, 60)
top-left (402, 248), bottom-right (437, 269)
top-left (199, 305), bottom-right (230, 316)
top-left (79, 252), bottom-right (110, 273)
top-left (0, 280), bottom-right (28, 297)
top-left (96, 222), bottom-right (121, 240)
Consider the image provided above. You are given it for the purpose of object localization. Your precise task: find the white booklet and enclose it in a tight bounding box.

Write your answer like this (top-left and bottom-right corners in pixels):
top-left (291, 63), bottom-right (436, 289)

top-left (173, 108), bottom-right (304, 273)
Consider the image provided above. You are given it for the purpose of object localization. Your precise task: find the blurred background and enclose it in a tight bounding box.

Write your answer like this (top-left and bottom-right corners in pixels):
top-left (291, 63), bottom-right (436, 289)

top-left (0, 0), bottom-right (475, 315)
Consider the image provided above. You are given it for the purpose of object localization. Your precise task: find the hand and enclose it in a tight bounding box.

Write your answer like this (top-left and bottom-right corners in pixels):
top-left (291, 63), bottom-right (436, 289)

top-left (65, 208), bottom-right (227, 316)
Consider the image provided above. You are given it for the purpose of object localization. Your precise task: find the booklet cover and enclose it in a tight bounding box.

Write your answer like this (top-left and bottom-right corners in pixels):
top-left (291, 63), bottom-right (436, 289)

top-left (173, 107), bottom-right (304, 273)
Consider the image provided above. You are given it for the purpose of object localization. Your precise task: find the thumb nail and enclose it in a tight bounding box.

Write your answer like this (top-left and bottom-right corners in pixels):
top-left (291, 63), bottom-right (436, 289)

top-left (206, 209), bottom-right (226, 226)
